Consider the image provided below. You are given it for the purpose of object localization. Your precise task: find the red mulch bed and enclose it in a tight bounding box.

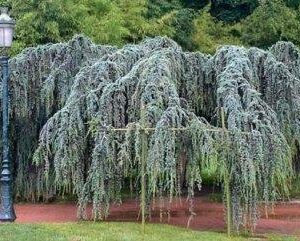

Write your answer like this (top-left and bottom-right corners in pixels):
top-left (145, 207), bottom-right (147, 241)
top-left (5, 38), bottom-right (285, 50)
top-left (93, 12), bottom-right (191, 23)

top-left (14, 197), bottom-right (300, 236)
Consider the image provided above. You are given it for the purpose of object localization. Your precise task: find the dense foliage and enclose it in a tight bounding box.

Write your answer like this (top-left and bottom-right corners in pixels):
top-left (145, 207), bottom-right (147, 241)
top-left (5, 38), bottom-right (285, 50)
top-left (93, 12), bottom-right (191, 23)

top-left (6, 35), bottom-right (299, 234)
top-left (242, 0), bottom-right (300, 48)
top-left (210, 0), bottom-right (259, 22)
top-left (0, 0), bottom-right (299, 54)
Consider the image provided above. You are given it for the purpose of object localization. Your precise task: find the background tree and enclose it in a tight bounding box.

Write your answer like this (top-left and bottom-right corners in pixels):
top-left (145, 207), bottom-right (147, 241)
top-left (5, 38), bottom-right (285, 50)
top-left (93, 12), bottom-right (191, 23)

top-left (0, 0), bottom-right (299, 56)
top-left (7, 0), bottom-right (174, 53)
top-left (192, 7), bottom-right (242, 54)
top-left (210, 0), bottom-right (259, 22)
top-left (181, 0), bottom-right (209, 10)
top-left (169, 8), bottom-right (197, 50)
top-left (285, 0), bottom-right (300, 9)
top-left (241, 0), bottom-right (300, 48)
top-left (146, 0), bottom-right (182, 18)
top-left (10, 0), bottom-right (78, 53)
top-left (146, 0), bottom-right (197, 50)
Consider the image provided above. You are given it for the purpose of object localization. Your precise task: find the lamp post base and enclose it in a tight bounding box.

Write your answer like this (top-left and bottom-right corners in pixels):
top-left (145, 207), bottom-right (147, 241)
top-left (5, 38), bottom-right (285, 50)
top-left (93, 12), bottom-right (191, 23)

top-left (0, 209), bottom-right (16, 222)
top-left (0, 181), bottom-right (16, 222)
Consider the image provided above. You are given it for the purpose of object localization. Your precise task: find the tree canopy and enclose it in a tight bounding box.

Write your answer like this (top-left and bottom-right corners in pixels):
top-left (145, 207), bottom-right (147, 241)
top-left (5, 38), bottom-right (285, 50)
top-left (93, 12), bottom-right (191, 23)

top-left (7, 35), bottom-right (299, 234)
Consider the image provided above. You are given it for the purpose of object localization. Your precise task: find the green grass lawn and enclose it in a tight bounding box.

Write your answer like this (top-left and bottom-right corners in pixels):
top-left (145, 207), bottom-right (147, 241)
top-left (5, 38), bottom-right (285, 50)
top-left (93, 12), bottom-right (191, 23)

top-left (0, 222), bottom-right (296, 241)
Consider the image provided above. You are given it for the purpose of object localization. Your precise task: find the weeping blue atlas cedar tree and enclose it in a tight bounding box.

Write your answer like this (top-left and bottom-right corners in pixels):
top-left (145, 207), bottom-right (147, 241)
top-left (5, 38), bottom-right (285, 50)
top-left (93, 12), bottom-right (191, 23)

top-left (3, 36), bottom-right (300, 234)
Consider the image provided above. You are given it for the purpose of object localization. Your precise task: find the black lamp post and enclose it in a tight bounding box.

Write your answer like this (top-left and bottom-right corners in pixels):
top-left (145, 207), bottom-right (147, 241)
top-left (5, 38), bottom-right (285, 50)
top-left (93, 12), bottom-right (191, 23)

top-left (0, 7), bottom-right (16, 222)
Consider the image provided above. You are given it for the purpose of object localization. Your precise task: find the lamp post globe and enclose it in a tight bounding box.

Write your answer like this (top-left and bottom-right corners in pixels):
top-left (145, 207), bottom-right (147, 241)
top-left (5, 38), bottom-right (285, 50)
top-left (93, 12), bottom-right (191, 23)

top-left (0, 6), bottom-right (16, 222)
top-left (0, 7), bottom-right (15, 48)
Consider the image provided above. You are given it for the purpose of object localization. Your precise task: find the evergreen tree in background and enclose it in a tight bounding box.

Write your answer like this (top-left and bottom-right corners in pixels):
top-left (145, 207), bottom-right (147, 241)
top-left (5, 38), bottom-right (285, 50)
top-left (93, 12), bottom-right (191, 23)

top-left (182, 0), bottom-right (209, 10)
top-left (285, 0), bottom-right (300, 9)
top-left (210, 0), bottom-right (259, 22)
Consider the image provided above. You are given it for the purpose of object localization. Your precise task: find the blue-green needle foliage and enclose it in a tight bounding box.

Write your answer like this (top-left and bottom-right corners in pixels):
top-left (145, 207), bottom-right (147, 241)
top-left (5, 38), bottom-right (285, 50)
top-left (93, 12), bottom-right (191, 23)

top-left (5, 36), bottom-right (299, 233)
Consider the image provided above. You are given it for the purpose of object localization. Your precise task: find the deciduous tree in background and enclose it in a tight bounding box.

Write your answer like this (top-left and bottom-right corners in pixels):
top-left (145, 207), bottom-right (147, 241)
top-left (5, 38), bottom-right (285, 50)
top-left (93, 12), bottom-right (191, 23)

top-left (242, 0), bottom-right (300, 48)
